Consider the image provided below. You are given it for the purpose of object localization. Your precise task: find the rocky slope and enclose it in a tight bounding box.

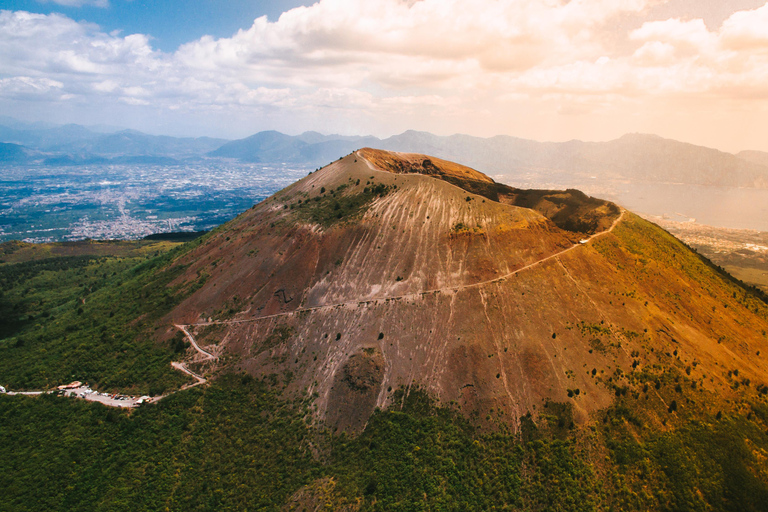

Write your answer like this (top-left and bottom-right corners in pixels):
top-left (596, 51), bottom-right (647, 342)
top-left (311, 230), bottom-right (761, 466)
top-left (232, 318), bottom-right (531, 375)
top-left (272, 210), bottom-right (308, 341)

top-left (160, 149), bottom-right (768, 432)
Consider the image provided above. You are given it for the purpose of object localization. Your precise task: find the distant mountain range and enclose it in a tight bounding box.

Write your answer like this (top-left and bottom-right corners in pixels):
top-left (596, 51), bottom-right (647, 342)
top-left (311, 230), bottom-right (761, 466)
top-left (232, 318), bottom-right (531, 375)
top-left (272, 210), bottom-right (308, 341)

top-left (0, 119), bottom-right (227, 165)
top-left (0, 142), bottom-right (40, 163)
top-left (2, 117), bottom-right (768, 190)
top-left (212, 130), bottom-right (768, 189)
top-left (208, 130), bottom-right (380, 165)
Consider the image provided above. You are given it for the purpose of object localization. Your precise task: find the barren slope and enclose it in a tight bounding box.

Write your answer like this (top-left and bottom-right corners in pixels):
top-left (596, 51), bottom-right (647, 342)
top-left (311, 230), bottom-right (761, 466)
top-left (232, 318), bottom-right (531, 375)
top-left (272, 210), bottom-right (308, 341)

top-left (165, 152), bottom-right (582, 323)
top-left (160, 149), bottom-right (768, 432)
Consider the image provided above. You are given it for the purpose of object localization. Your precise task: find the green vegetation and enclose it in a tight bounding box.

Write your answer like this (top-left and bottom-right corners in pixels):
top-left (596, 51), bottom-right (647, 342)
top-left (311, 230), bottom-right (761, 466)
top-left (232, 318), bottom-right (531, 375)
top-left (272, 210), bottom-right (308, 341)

top-left (0, 242), bottom-right (199, 394)
top-left (0, 374), bottom-right (317, 512)
top-left (0, 239), bottom-right (180, 265)
top-left (600, 398), bottom-right (768, 511)
top-left (4, 370), bottom-right (768, 511)
top-left (294, 183), bottom-right (393, 227)
top-left (0, 255), bottom-right (104, 339)
top-left (0, 383), bottom-right (602, 512)
top-left (328, 391), bottom-right (599, 511)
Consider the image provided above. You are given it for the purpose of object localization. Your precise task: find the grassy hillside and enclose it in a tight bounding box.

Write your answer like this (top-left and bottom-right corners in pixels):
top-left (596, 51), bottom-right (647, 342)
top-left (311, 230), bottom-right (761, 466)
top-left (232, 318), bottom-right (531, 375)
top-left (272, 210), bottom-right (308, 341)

top-left (0, 239), bottom-right (181, 265)
top-left (0, 240), bottom-right (199, 393)
top-left (0, 375), bottom-right (315, 511)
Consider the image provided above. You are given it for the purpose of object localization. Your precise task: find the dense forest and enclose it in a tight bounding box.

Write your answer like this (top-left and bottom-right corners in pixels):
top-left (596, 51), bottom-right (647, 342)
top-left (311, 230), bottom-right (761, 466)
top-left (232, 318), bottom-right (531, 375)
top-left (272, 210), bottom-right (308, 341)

top-left (3, 374), bottom-right (768, 511)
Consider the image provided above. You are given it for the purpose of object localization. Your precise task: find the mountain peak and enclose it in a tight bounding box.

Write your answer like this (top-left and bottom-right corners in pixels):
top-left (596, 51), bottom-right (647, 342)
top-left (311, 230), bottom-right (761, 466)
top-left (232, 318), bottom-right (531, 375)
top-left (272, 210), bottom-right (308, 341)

top-left (157, 149), bottom-right (768, 437)
top-left (358, 147), bottom-right (495, 184)
top-left (618, 132), bottom-right (663, 141)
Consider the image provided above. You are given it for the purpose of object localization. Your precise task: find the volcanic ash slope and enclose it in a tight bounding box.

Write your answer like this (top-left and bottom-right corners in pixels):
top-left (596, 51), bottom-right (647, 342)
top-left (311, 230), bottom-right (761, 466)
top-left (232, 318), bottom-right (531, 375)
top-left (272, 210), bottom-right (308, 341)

top-left (163, 149), bottom-right (768, 432)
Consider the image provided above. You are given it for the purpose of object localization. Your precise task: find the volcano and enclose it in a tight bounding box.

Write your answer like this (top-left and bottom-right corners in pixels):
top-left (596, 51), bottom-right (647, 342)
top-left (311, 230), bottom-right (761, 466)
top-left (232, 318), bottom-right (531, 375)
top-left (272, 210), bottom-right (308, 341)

top-left (162, 148), bottom-right (768, 432)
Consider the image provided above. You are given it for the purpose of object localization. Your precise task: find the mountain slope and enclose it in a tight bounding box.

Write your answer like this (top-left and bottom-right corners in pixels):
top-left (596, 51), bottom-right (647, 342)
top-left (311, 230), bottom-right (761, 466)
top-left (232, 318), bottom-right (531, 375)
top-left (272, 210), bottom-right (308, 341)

top-left (208, 130), bottom-right (375, 164)
top-left (156, 149), bottom-right (768, 433)
top-left (0, 142), bottom-right (36, 163)
top-left (52, 129), bottom-right (227, 157)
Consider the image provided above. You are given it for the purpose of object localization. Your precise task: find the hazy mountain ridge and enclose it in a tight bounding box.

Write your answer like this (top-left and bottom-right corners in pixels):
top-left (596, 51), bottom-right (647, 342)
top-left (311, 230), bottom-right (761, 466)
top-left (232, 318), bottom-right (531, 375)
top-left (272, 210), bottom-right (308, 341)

top-left (209, 130), bottom-right (380, 164)
top-left (0, 123), bottom-right (97, 149)
top-left (736, 149), bottom-right (768, 168)
top-left (0, 142), bottom-right (39, 163)
top-left (50, 130), bottom-right (228, 158)
top-left (210, 130), bottom-right (768, 189)
top-left (0, 119), bottom-right (229, 162)
top-left (5, 116), bottom-right (767, 192)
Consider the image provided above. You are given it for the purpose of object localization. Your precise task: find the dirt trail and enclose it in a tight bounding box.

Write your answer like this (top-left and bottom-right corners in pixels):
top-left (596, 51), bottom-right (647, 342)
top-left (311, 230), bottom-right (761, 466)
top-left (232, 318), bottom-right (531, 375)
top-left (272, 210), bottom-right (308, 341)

top-left (175, 323), bottom-right (215, 360)
top-left (185, 209), bottom-right (625, 330)
top-left (4, 167), bottom-right (623, 403)
top-left (169, 323), bottom-right (218, 388)
top-left (171, 362), bottom-right (207, 388)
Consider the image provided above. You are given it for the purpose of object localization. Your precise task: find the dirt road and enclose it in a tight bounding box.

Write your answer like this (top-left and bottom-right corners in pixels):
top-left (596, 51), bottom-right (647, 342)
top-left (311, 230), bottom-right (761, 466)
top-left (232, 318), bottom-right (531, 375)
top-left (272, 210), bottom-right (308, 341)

top-left (2, 207), bottom-right (623, 406)
top-left (3, 386), bottom-right (152, 408)
top-left (183, 209), bottom-right (626, 329)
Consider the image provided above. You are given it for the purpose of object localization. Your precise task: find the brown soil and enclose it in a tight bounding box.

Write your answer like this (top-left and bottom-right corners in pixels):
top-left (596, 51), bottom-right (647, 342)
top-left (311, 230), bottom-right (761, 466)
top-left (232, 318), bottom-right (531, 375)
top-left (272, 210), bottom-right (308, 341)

top-left (157, 150), bottom-right (768, 431)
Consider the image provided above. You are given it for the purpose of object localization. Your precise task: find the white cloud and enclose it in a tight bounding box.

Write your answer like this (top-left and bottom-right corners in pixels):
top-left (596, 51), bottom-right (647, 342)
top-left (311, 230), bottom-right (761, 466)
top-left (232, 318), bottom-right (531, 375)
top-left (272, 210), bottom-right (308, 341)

top-left (119, 96), bottom-right (149, 106)
top-left (4, 1), bottom-right (768, 149)
top-left (92, 79), bottom-right (118, 92)
top-left (630, 18), bottom-right (717, 56)
top-left (720, 3), bottom-right (768, 51)
top-left (0, 76), bottom-right (63, 99)
top-left (632, 41), bottom-right (677, 66)
top-left (40, 0), bottom-right (109, 7)
top-left (176, 0), bottom-right (656, 84)
top-left (0, 11), bottom-right (162, 79)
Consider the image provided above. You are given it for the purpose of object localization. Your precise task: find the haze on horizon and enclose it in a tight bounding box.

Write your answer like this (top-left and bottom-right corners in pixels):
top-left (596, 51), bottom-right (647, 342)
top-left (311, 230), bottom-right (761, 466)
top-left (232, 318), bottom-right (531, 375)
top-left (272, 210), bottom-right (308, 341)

top-left (2, 0), bottom-right (768, 153)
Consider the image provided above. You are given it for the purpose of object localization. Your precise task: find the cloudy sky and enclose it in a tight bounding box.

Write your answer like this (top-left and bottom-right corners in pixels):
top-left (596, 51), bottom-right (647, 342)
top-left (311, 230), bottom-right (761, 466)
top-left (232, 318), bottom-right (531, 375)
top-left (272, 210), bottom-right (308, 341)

top-left (2, 0), bottom-right (768, 151)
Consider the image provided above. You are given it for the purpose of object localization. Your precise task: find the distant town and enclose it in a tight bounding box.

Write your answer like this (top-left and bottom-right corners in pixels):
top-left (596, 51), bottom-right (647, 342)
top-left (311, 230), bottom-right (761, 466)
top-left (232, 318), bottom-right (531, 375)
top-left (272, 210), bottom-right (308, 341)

top-left (0, 162), bottom-right (308, 243)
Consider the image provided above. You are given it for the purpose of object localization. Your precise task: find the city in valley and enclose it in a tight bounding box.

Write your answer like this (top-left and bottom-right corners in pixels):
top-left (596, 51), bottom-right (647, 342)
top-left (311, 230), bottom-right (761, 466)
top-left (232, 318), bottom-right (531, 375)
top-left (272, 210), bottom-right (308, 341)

top-left (0, 162), bottom-right (308, 243)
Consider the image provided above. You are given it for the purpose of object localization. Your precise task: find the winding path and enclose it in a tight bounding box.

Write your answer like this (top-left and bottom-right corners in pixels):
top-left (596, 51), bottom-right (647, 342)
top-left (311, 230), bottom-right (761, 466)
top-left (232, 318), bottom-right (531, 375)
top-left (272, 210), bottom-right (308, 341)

top-left (175, 324), bottom-right (215, 360)
top-left (3, 208), bottom-right (624, 404)
top-left (169, 323), bottom-right (217, 388)
top-left (179, 209), bottom-right (626, 330)
top-left (2, 324), bottom-right (219, 407)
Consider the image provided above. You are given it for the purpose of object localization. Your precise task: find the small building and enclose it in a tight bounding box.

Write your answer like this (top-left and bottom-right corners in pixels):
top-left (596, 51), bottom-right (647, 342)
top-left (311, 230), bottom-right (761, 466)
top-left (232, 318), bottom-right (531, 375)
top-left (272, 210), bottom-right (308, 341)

top-left (57, 381), bottom-right (82, 390)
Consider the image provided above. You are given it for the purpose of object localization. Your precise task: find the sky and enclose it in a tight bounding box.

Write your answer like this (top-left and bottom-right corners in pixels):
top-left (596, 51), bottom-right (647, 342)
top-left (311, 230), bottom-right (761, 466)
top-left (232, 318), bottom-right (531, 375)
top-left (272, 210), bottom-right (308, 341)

top-left (2, 0), bottom-right (768, 152)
